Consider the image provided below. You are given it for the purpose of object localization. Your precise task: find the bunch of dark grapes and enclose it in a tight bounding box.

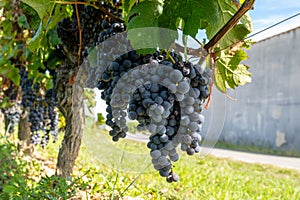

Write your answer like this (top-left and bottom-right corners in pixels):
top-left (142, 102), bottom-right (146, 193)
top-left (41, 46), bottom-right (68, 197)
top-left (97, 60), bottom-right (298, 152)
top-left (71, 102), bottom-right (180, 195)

top-left (96, 46), bottom-right (213, 182)
top-left (57, 1), bottom-right (123, 59)
top-left (44, 70), bottom-right (59, 143)
top-left (57, 0), bottom-right (213, 182)
top-left (19, 68), bottom-right (59, 147)
top-left (3, 104), bottom-right (20, 134)
top-left (97, 51), bottom-right (141, 141)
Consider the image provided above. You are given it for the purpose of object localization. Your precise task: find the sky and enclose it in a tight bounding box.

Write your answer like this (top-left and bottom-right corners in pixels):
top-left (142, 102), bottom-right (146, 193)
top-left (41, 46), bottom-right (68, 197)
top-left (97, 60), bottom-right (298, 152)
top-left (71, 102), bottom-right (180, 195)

top-left (249, 0), bottom-right (300, 41)
top-left (93, 1), bottom-right (300, 116)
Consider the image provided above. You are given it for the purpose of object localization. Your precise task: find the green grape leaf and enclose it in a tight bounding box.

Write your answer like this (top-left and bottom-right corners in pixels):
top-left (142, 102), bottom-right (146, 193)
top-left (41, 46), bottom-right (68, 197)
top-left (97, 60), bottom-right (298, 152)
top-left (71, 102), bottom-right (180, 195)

top-left (0, 49), bottom-right (19, 86)
top-left (45, 79), bottom-right (54, 90)
top-left (27, 21), bottom-right (45, 51)
top-left (22, 1), bottom-right (64, 51)
top-left (233, 64), bottom-right (252, 86)
top-left (0, 97), bottom-right (12, 109)
top-left (0, 64), bottom-right (10, 75)
top-left (158, 0), bottom-right (217, 37)
top-left (0, 55), bottom-right (5, 67)
top-left (46, 4), bottom-right (67, 31)
top-left (215, 49), bottom-right (251, 93)
top-left (20, 2), bottom-right (41, 30)
top-left (123, 0), bottom-right (137, 21)
top-left (205, 0), bottom-right (252, 49)
top-left (6, 67), bottom-right (20, 86)
top-left (127, 0), bottom-right (163, 28)
top-left (48, 29), bottom-right (61, 46)
top-left (158, 0), bottom-right (252, 49)
top-left (97, 113), bottom-right (105, 125)
top-left (2, 19), bottom-right (12, 36)
top-left (21, 0), bottom-right (55, 24)
top-left (18, 14), bottom-right (30, 29)
top-left (126, 0), bottom-right (164, 54)
top-left (214, 67), bottom-right (227, 93)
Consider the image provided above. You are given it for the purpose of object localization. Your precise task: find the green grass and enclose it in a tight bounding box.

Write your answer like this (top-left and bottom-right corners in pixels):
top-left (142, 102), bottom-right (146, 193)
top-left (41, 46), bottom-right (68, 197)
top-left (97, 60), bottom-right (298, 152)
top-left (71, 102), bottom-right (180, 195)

top-left (7, 120), bottom-right (300, 199)
top-left (71, 120), bottom-right (300, 200)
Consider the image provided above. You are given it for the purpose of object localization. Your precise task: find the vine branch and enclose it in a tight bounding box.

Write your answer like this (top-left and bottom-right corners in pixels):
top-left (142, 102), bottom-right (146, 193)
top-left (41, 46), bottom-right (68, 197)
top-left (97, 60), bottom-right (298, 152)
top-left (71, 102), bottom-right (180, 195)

top-left (204, 0), bottom-right (256, 52)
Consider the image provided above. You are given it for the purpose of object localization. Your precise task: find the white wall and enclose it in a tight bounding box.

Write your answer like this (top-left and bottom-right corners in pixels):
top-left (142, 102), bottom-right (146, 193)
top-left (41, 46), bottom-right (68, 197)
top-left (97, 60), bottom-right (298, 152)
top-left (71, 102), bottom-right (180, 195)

top-left (218, 27), bottom-right (300, 153)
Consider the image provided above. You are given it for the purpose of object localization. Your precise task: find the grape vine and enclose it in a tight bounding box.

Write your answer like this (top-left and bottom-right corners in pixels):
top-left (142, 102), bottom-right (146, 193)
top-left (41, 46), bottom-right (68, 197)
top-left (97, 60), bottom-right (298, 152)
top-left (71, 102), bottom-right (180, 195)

top-left (0, 0), bottom-right (60, 147)
top-left (1, 0), bottom-right (254, 179)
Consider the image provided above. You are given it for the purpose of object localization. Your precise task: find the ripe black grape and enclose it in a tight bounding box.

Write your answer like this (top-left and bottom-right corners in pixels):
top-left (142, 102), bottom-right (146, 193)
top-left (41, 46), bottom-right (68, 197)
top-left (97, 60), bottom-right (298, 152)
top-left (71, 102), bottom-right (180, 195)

top-left (3, 105), bottom-right (20, 134)
top-left (19, 68), bottom-right (59, 147)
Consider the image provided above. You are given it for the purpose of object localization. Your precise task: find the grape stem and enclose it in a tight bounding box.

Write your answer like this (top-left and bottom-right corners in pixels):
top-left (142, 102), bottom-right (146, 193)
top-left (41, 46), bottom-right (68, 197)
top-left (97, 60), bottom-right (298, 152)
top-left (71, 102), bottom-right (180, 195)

top-left (172, 43), bottom-right (208, 59)
top-left (183, 35), bottom-right (188, 61)
top-left (164, 49), bottom-right (176, 64)
top-left (226, 93), bottom-right (238, 101)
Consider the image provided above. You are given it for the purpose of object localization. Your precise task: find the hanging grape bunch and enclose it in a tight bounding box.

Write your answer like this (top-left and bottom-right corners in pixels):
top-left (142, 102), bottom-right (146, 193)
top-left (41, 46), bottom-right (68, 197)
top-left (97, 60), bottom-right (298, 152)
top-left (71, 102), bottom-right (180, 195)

top-left (19, 68), bottom-right (59, 148)
top-left (1, 76), bottom-right (20, 134)
top-left (57, 1), bottom-right (123, 59)
top-left (3, 105), bottom-right (20, 134)
top-left (60, 0), bottom-right (213, 182)
top-left (95, 29), bottom-right (212, 182)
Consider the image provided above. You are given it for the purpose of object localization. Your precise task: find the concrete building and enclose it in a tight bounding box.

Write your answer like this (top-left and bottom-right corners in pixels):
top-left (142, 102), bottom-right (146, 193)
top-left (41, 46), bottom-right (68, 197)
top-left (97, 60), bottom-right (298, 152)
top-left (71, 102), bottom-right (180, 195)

top-left (218, 26), bottom-right (300, 153)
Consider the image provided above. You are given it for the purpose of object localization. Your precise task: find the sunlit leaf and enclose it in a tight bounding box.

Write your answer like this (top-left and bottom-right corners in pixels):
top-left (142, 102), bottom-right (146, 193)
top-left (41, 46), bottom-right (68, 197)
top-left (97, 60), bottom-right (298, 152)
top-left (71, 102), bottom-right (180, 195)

top-left (6, 67), bottom-right (20, 86)
top-left (18, 14), bottom-right (30, 29)
top-left (21, 0), bottom-right (55, 24)
top-left (27, 21), bottom-right (44, 51)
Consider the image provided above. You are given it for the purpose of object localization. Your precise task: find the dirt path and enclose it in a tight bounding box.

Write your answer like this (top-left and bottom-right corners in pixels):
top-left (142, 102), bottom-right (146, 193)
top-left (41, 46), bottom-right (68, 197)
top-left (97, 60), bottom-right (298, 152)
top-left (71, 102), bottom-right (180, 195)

top-left (205, 147), bottom-right (300, 171)
top-left (126, 133), bottom-right (300, 172)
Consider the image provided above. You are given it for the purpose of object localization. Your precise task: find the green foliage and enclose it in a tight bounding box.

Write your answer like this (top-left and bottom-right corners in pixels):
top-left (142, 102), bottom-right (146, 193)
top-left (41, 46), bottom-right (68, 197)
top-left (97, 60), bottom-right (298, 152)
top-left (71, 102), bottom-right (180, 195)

top-left (84, 89), bottom-right (97, 109)
top-left (126, 121), bottom-right (148, 134)
top-left (204, 0), bottom-right (252, 49)
top-left (0, 137), bottom-right (94, 200)
top-left (126, 121), bottom-right (140, 133)
top-left (0, 137), bottom-right (40, 199)
top-left (17, 14), bottom-right (30, 29)
top-left (58, 112), bottom-right (66, 131)
top-left (0, 139), bottom-right (24, 193)
top-left (0, 0), bottom-right (59, 90)
top-left (0, 8), bottom-right (21, 85)
top-left (127, 0), bottom-right (252, 48)
top-left (2, 119), bottom-right (299, 199)
top-left (1, 66), bottom-right (20, 86)
top-left (76, 122), bottom-right (300, 199)
top-left (158, 0), bottom-right (217, 37)
top-left (126, 0), bottom-right (253, 92)
top-left (126, 0), bottom-right (164, 54)
top-left (96, 113), bottom-right (105, 125)
top-left (20, 2), bottom-right (41, 30)
top-left (2, 0), bottom-right (254, 96)
top-left (25, 4), bottom-right (67, 51)
top-left (127, 0), bottom-right (163, 27)
top-left (22, 3), bottom-right (66, 51)
top-left (215, 49), bottom-right (252, 93)
top-left (23, 174), bottom-right (91, 200)
top-left (21, 0), bottom-right (55, 24)
top-left (27, 22), bottom-right (45, 51)
top-left (122, 0), bottom-right (137, 19)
